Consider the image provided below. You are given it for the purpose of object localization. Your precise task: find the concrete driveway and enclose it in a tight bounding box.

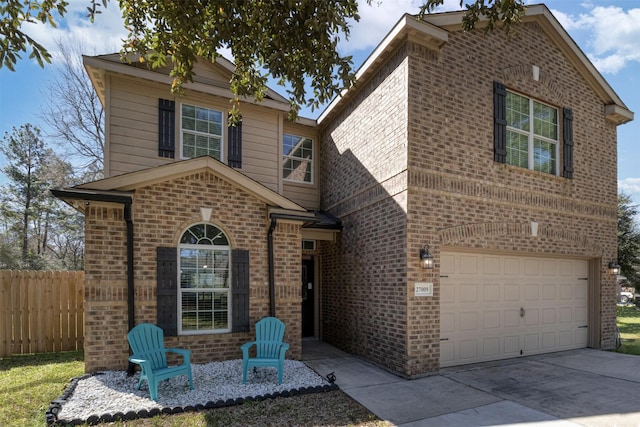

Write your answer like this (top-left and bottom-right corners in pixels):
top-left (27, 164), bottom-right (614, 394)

top-left (303, 341), bottom-right (640, 426)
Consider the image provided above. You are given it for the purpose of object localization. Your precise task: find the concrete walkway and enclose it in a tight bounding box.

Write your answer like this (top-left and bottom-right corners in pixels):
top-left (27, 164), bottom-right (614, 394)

top-left (302, 340), bottom-right (640, 427)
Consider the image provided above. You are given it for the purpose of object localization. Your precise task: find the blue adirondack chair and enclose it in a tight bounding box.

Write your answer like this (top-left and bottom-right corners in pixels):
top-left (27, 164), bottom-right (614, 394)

top-left (241, 317), bottom-right (290, 384)
top-left (127, 323), bottom-right (194, 401)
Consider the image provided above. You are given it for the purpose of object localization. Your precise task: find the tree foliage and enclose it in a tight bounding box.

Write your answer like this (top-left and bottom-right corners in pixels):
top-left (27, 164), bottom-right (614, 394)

top-left (420, 0), bottom-right (525, 34)
top-left (618, 193), bottom-right (640, 288)
top-left (2, 0), bottom-right (525, 120)
top-left (0, 124), bottom-right (84, 270)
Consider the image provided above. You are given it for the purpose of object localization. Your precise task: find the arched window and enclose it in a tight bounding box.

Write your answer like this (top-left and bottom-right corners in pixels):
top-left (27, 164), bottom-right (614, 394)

top-left (178, 223), bottom-right (230, 334)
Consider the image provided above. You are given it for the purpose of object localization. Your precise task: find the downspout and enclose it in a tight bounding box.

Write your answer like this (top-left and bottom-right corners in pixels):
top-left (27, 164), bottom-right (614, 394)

top-left (124, 201), bottom-right (135, 375)
top-left (268, 217), bottom-right (277, 317)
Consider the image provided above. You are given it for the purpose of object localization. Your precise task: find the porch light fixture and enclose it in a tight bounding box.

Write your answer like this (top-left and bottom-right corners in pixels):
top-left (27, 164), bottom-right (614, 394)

top-left (420, 245), bottom-right (434, 269)
top-left (608, 261), bottom-right (621, 275)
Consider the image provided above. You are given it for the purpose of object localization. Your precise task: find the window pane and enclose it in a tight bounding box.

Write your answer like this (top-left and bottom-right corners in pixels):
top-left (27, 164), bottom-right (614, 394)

top-left (533, 101), bottom-right (558, 140)
top-left (534, 138), bottom-right (557, 174)
top-left (181, 104), bottom-right (223, 160)
top-left (506, 131), bottom-right (529, 168)
top-left (283, 134), bottom-right (314, 183)
top-left (506, 92), bottom-right (530, 131)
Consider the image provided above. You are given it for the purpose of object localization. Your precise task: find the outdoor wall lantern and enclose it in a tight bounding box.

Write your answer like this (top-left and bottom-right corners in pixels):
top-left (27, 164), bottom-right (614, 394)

top-left (608, 261), bottom-right (621, 275)
top-left (420, 245), bottom-right (434, 269)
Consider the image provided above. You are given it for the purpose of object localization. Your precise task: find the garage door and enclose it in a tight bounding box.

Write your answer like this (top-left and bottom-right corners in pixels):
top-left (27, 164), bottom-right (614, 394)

top-left (440, 252), bottom-right (589, 367)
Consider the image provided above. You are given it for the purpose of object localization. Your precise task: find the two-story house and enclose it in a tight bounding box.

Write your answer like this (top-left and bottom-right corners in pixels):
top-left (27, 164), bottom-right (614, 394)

top-left (54, 4), bottom-right (633, 377)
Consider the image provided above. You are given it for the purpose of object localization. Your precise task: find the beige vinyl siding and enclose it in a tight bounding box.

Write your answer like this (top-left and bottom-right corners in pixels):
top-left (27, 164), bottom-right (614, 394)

top-left (107, 75), bottom-right (174, 177)
top-left (105, 71), bottom-right (303, 196)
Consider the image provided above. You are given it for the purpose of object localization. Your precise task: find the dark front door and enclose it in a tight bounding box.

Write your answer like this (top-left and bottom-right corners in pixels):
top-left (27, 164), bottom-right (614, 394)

top-left (301, 258), bottom-right (315, 337)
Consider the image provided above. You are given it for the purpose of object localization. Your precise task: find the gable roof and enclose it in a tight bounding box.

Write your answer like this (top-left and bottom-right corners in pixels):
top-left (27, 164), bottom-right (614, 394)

top-left (319, 4), bottom-right (633, 126)
top-left (72, 156), bottom-right (307, 212)
top-left (83, 53), bottom-right (296, 117)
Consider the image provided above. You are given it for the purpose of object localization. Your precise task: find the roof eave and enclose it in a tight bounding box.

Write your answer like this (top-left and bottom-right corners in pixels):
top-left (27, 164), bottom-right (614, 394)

top-left (318, 14), bottom-right (448, 125)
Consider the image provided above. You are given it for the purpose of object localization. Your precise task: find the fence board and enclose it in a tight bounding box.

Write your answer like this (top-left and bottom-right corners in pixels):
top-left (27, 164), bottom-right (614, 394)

top-left (0, 270), bottom-right (84, 357)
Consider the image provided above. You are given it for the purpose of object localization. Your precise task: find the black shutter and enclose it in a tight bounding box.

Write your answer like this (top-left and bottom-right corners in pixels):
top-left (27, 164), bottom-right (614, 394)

top-left (158, 99), bottom-right (176, 158)
top-left (157, 247), bottom-right (178, 336)
top-left (228, 120), bottom-right (242, 168)
top-left (562, 107), bottom-right (574, 179)
top-left (493, 81), bottom-right (507, 163)
top-left (231, 249), bottom-right (250, 333)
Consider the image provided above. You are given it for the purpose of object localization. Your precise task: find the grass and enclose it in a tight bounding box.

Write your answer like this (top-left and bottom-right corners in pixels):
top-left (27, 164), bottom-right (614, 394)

top-left (617, 304), bottom-right (640, 355)
top-left (0, 350), bottom-right (390, 427)
top-left (0, 350), bottom-right (84, 427)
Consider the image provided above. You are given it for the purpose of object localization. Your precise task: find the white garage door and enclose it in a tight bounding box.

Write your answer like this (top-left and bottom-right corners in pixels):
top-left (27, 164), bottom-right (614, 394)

top-left (440, 252), bottom-right (589, 367)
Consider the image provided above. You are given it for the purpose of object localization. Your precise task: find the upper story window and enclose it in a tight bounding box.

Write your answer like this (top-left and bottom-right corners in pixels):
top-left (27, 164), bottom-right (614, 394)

top-left (506, 91), bottom-right (559, 175)
top-left (181, 104), bottom-right (223, 160)
top-left (178, 223), bottom-right (230, 335)
top-left (283, 134), bottom-right (313, 183)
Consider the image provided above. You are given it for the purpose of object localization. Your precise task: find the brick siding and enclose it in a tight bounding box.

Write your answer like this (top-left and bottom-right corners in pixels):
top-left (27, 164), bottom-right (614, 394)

top-left (320, 21), bottom-right (619, 377)
top-left (83, 171), bottom-right (302, 372)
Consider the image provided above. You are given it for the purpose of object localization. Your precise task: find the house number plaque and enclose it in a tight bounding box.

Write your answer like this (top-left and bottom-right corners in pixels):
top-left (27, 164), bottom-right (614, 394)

top-left (415, 282), bottom-right (433, 297)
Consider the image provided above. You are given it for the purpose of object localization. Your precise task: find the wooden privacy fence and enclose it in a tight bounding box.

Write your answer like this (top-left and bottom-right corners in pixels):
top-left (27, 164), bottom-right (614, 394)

top-left (0, 270), bottom-right (84, 357)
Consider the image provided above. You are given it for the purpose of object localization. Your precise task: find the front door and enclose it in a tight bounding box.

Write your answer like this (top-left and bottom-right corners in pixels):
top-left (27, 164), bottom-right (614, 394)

top-left (301, 258), bottom-right (315, 337)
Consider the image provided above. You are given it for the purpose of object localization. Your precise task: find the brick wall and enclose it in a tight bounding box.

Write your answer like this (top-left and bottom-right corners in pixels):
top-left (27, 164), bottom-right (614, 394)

top-left (320, 20), bottom-right (619, 377)
top-left (83, 170), bottom-right (302, 372)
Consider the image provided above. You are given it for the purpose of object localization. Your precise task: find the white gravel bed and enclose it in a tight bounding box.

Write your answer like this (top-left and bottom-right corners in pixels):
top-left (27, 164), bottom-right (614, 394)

top-left (56, 359), bottom-right (330, 422)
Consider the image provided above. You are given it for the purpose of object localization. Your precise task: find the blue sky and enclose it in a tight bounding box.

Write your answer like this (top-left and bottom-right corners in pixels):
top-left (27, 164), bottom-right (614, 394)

top-left (0, 0), bottom-right (639, 209)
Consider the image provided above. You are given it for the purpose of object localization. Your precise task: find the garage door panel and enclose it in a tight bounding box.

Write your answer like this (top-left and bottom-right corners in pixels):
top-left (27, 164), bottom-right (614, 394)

top-left (460, 312), bottom-right (478, 331)
top-left (460, 283), bottom-right (478, 303)
top-left (524, 259), bottom-right (540, 275)
top-left (542, 308), bottom-right (557, 324)
top-left (542, 284), bottom-right (557, 300)
top-left (524, 309), bottom-right (540, 326)
top-left (524, 284), bottom-right (540, 301)
top-left (483, 283), bottom-right (501, 302)
top-left (484, 311), bottom-right (500, 329)
top-left (524, 334), bottom-right (539, 351)
top-left (483, 337), bottom-right (500, 357)
top-left (504, 309), bottom-right (520, 327)
top-left (504, 336), bottom-right (520, 355)
top-left (483, 257), bottom-right (501, 275)
top-left (460, 255), bottom-right (479, 274)
top-left (542, 332), bottom-right (557, 349)
top-left (441, 252), bottom-right (589, 367)
top-left (460, 340), bottom-right (478, 360)
top-left (504, 284), bottom-right (520, 301)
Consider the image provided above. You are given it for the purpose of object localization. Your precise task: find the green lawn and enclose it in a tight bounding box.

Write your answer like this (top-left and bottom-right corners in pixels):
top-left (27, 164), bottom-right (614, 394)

top-left (617, 304), bottom-right (640, 355)
top-left (0, 351), bottom-right (84, 427)
top-left (0, 350), bottom-right (388, 427)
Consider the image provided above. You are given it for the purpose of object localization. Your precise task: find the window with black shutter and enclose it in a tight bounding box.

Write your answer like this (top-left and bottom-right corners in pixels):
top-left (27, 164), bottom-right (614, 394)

top-left (228, 120), bottom-right (242, 168)
top-left (563, 107), bottom-right (574, 179)
top-left (157, 247), bottom-right (178, 336)
top-left (231, 249), bottom-right (250, 333)
top-left (493, 81), bottom-right (507, 163)
top-left (158, 99), bottom-right (176, 158)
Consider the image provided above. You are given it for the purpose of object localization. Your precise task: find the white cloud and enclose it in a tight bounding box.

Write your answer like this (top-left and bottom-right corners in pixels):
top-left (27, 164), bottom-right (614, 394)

top-left (550, 5), bottom-right (640, 74)
top-left (21, 2), bottom-right (126, 64)
top-left (341, 0), bottom-right (462, 54)
top-left (619, 178), bottom-right (640, 196)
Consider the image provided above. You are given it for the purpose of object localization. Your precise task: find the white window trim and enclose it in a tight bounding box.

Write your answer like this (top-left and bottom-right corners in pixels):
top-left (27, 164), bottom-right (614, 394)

top-left (179, 103), bottom-right (225, 162)
top-left (506, 92), bottom-right (559, 176)
top-left (177, 242), bottom-right (231, 335)
top-left (283, 134), bottom-right (314, 184)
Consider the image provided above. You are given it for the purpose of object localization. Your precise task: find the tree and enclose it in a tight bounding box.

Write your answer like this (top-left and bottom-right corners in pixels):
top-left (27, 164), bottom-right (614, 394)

top-left (40, 39), bottom-right (104, 180)
top-left (618, 193), bottom-right (640, 288)
top-left (1, 0), bottom-right (524, 120)
top-left (0, 124), bottom-right (83, 270)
